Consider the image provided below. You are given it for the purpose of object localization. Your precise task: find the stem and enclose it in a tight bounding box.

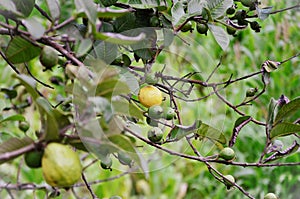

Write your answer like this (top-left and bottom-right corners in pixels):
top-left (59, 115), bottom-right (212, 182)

top-left (81, 173), bottom-right (99, 199)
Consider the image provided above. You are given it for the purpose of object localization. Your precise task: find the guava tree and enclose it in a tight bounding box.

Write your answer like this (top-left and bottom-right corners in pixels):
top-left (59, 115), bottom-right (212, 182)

top-left (0, 0), bottom-right (299, 198)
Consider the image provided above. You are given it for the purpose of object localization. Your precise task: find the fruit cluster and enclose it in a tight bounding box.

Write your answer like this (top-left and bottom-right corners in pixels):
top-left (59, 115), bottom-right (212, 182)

top-left (138, 85), bottom-right (177, 144)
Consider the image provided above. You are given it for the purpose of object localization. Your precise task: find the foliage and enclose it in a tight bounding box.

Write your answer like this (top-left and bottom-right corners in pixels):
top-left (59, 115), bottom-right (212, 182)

top-left (0, 0), bottom-right (299, 198)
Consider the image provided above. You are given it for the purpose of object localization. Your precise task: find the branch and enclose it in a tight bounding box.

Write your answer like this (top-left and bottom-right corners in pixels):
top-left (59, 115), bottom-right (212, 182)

top-left (213, 85), bottom-right (265, 126)
top-left (81, 173), bottom-right (99, 199)
top-left (0, 50), bottom-right (20, 74)
top-left (0, 143), bottom-right (36, 162)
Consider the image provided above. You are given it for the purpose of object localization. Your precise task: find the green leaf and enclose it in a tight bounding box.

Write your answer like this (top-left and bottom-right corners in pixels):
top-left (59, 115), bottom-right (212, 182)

top-left (171, 2), bottom-right (188, 27)
top-left (130, 28), bottom-right (157, 61)
top-left (14, 74), bottom-right (39, 100)
top-left (187, 0), bottom-right (206, 17)
top-left (267, 98), bottom-right (277, 127)
top-left (75, 0), bottom-right (97, 25)
top-left (5, 36), bottom-right (41, 64)
top-left (76, 38), bottom-right (93, 57)
top-left (46, 0), bottom-right (60, 21)
top-left (0, 114), bottom-right (25, 124)
top-left (128, 0), bottom-right (163, 9)
top-left (0, 136), bottom-right (34, 164)
top-left (274, 97), bottom-right (300, 124)
top-left (207, 0), bottom-right (233, 19)
top-left (270, 122), bottom-right (300, 139)
top-left (166, 120), bottom-right (202, 141)
top-left (92, 41), bottom-right (118, 63)
top-left (52, 109), bottom-right (71, 130)
top-left (88, 96), bottom-right (113, 122)
top-left (229, 116), bottom-right (251, 147)
top-left (163, 28), bottom-right (174, 47)
top-left (208, 23), bottom-right (229, 50)
top-left (100, 0), bottom-right (118, 7)
top-left (197, 123), bottom-right (226, 144)
top-left (12, 0), bottom-right (35, 17)
top-left (93, 31), bottom-right (146, 45)
top-left (113, 13), bottom-right (136, 33)
top-left (119, 68), bottom-right (140, 94)
top-left (97, 7), bottom-right (133, 18)
top-left (112, 99), bottom-right (144, 120)
top-left (96, 78), bottom-right (130, 99)
top-left (36, 97), bottom-right (59, 141)
top-left (22, 17), bottom-right (45, 39)
top-left (234, 116), bottom-right (251, 128)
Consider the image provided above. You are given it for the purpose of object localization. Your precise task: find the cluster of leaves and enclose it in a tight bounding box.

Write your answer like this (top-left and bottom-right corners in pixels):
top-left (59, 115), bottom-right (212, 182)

top-left (0, 0), bottom-right (299, 198)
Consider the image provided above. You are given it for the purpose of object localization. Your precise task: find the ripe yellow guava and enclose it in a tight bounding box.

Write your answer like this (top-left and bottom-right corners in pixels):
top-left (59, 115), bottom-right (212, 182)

top-left (138, 85), bottom-right (163, 108)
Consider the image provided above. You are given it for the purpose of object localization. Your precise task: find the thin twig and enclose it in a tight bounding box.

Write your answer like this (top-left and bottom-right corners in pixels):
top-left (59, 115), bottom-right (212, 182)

top-left (74, 170), bottom-right (131, 187)
top-left (34, 4), bottom-right (52, 22)
top-left (24, 63), bottom-right (54, 89)
top-left (124, 126), bottom-right (300, 167)
top-left (81, 173), bottom-right (99, 199)
top-left (213, 85), bottom-right (265, 126)
top-left (206, 56), bottom-right (223, 82)
top-left (0, 50), bottom-right (20, 74)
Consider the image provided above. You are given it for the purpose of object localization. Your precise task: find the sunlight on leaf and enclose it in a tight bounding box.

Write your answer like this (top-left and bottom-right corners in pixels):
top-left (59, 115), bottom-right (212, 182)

top-left (208, 23), bottom-right (229, 50)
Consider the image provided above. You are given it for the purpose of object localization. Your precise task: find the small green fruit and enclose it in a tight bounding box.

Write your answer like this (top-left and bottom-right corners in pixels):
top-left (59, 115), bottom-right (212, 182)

top-left (250, 21), bottom-right (261, 32)
top-left (264, 193), bottom-right (278, 199)
top-left (196, 23), bottom-right (208, 35)
top-left (39, 46), bottom-right (58, 71)
top-left (145, 73), bottom-right (159, 85)
top-left (223, 175), bottom-right (235, 189)
top-left (246, 88), bottom-right (258, 97)
top-left (219, 147), bottom-right (235, 161)
top-left (148, 105), bottom-right (164, 119)
top-left (19, 121), bottom-right (30, 132)
top-left (163, 107), bottom-right (176, 120)
top-left (181, 21), bottom-right (193, 32)
top-left (117, 152), bottom-right (132, 166)
top-left (147, 127), bottom-right (163, 143)
top-left (25, 150), bottom-right (43, 168)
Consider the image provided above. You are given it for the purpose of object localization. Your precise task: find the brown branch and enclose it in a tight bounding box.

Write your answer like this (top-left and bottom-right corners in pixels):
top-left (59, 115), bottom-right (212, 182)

top-left (0, 143), bottom-right (36, 162)
top-left (81, 173), bottom-right (99, 199)
top-left (34, 4), bottom-right (52, 22)
top-left (124, 126), bottom-right (300, 167)
top-left (213, 85), bottom-right (266, 126)
top-left (74, 170), bottom-right (132, 187)
top-left (24, 63), bottom-right (54, 89)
